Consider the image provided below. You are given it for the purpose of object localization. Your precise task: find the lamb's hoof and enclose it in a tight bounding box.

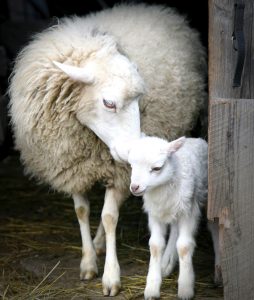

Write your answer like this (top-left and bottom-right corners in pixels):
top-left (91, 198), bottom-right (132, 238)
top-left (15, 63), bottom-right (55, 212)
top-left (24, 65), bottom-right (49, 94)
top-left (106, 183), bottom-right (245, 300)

top-left (102, 283), bottom-right (121, 296)
top-left (80, 270), bottom-right (97, 281)
top-left (161, 264), bottom-right (174, 278)
top-left (144, 287), bottom-right (160, 300)
top-left (177, 290), bottom-right (194, 300)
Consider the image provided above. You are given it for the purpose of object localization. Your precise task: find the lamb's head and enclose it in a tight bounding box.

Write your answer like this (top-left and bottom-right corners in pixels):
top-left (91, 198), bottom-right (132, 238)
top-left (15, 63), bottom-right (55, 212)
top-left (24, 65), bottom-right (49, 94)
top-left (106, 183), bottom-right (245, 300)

top-left (127, 136), bottom-right (186, 196)
top-left (53, 47), bottom-right (145, 162)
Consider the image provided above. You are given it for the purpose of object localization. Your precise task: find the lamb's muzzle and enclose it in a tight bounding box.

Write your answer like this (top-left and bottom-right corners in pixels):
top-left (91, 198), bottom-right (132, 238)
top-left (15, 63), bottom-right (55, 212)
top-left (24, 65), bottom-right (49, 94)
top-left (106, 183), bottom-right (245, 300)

top-left (130, 183), bottom-right (146, 196)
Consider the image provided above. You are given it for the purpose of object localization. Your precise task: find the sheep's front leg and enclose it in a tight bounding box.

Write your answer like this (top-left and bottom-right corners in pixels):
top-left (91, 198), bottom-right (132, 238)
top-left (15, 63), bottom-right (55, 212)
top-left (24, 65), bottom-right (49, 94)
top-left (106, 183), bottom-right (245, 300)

top-left (176, 215), bottom-right (198, 300)
top-left (102, 187), bottom-right (124, 296)
top-left (161, 223), bottom-right (178, 277)
top-left (73, 194), bottom-right (98, 280)
top-left (144, 215), bottom-right (166, 300)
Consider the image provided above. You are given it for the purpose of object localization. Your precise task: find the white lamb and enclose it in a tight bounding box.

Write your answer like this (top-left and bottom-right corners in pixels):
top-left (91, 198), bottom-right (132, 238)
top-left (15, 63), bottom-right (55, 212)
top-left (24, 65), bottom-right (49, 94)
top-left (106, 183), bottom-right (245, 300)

top-left (9, 4), bottom-right (206, 296)
top-left (128, 136), bottom-right (208, 299)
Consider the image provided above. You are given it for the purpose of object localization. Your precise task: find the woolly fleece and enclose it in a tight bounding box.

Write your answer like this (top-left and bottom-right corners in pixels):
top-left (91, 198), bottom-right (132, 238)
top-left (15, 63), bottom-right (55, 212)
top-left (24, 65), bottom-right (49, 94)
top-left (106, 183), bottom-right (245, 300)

top-left (9, 4), bottom-right (206, 195)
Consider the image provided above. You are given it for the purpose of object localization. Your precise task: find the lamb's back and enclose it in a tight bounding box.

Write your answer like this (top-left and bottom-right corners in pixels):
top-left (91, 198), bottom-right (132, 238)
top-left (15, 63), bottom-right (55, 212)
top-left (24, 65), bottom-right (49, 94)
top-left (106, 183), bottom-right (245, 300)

top-left (177, 138), bottom-right (208, 207)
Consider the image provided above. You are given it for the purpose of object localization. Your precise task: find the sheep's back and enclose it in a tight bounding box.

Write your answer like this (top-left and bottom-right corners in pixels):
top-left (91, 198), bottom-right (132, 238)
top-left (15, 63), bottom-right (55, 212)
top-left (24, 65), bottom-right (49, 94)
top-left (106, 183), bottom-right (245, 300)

top-left (85, 4), bottom-right (207, 140)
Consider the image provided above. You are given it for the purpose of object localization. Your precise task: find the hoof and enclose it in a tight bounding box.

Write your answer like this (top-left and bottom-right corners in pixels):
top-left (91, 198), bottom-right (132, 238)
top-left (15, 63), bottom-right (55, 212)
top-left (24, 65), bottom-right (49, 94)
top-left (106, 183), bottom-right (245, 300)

top-left (103, 283), bottom-right (121, 296)
top-left (80, 270), bottom-right (97, 281)
top-left (177, 291), bottom-right (194, 300)
top-left (144, 287), bottom-right (160, 300)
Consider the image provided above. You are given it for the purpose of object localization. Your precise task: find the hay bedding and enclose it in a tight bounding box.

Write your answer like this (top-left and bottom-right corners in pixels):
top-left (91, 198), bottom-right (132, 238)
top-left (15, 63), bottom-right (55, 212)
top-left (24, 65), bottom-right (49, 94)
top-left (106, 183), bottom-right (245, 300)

top-left (0, 155), bottom-right (223, 299)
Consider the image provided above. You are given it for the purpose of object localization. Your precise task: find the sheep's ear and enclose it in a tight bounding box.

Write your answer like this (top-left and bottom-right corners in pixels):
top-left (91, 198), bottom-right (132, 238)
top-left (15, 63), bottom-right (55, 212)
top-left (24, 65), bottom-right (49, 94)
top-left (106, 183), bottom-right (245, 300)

top-left (53, 61), bottom-right (95, 84)
top-left (167, 136), bottom-right (186, 156)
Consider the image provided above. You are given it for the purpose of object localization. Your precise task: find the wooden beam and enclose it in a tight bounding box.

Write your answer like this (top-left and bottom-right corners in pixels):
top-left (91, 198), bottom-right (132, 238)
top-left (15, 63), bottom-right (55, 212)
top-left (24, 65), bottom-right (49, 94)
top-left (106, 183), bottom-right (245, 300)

top-left (209, 0), bottom-right (254, 99)
top-left (209, 0), bottom-right (254, 298)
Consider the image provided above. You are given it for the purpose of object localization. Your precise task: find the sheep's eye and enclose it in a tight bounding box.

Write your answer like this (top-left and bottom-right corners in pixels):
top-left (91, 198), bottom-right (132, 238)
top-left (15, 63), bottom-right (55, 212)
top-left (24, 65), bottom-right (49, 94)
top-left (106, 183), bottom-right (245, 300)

top-left (152, 166), bottom-right (162, 172)
top-left (103, 99), bottom-right (116, 110)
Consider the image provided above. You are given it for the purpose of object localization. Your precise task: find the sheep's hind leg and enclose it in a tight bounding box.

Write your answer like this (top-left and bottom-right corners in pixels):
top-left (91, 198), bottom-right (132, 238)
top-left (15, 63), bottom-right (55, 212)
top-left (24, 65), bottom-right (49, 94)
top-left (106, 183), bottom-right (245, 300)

top-left (73, 193), bottom-right (98, 280)
top-left (93, 220), bottom-right (106, 256)
top-left (101, 187), bottom-right (124, 296)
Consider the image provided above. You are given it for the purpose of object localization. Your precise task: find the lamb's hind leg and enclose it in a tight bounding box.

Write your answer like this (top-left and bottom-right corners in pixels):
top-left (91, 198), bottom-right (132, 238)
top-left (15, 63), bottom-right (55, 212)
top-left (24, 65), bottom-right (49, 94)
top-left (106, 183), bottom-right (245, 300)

top-left (73, 193), bottom-right (98, 280)
top-left (208, 219), bottom-right (222, 286)
top-left (101, 187), bottom-right (125, 296)
top-left (161, 223), bottom-right (178, 277)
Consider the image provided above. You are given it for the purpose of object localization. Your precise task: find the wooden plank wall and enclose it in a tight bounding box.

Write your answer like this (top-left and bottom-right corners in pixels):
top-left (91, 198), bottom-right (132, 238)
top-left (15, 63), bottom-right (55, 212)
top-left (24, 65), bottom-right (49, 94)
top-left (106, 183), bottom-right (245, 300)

top-left (209, 0), bottom-right (254, 299)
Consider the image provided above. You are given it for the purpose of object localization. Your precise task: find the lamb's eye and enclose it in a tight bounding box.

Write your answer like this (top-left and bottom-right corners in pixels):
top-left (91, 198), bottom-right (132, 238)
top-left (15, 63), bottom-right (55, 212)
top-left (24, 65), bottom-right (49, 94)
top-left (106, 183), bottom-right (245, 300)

top-left (103, 99), bottom-right (116, 110)
top-left (152, 166), bottom-right (162, 172)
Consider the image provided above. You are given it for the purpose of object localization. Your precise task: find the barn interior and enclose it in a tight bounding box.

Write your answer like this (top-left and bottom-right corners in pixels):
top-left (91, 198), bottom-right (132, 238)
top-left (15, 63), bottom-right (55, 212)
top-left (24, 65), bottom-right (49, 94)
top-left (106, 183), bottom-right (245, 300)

top-left (0, 1), bottom-right (223, 299)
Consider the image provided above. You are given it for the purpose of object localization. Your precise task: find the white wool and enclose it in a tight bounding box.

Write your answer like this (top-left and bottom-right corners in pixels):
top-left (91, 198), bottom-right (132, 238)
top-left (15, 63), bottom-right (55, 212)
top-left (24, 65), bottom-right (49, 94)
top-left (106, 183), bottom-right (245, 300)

top-left (9, 3), bottom-right (207, 296)
top-left (128, 137), bottom-right (208, 299)
top-left (9, 3), bottom-right (207, 196)
top-left (128, 137), bottom-right (208, 222)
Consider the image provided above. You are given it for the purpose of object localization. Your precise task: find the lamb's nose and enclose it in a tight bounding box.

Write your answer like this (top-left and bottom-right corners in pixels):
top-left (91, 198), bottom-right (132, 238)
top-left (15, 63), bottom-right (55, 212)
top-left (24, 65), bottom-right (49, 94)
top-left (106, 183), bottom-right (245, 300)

top-left (130, 184), bottom-right (140, 193)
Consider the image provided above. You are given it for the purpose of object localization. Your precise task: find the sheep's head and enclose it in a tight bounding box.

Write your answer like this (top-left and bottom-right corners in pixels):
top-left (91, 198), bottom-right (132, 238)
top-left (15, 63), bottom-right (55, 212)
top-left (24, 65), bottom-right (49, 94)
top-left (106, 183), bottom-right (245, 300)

top-left (127, 136), bottom-right (186, 196)
top-left (53, 50), bottom-right (145, 162)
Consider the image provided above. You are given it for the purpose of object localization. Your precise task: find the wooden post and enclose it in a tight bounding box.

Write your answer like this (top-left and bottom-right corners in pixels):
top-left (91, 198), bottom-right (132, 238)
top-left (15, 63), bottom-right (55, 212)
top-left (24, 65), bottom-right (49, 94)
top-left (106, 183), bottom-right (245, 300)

top-left (209, 0), bottom-right (254, 299)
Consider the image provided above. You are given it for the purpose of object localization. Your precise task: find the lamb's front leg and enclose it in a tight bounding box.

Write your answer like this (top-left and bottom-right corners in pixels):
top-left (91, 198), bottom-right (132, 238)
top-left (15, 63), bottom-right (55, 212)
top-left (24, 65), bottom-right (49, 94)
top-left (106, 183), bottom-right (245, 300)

top-left (101, 187), bottom-right (124, 296)
top-left (176, 215), bottom-right (199, 300)
top-left (73, 194), bottom-right (98, 280)
top-left (144, 215), bottom-right (166, 300)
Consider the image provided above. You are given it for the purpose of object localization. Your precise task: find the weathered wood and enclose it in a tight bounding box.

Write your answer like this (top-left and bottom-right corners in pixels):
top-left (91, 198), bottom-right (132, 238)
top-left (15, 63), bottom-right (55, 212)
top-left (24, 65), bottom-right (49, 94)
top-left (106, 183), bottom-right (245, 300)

top-left (209, 0), bottom-right (254, 299)
top-left (209, 0), bottom-right (254, 99)
top-left (209, 99), bottom-right (254, 299)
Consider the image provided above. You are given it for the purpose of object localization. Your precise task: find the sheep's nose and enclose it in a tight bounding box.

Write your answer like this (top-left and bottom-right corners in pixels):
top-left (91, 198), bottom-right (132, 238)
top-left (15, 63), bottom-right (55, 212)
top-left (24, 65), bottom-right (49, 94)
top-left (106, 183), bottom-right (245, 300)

top-left (130, 184), bottom-right (140, 193)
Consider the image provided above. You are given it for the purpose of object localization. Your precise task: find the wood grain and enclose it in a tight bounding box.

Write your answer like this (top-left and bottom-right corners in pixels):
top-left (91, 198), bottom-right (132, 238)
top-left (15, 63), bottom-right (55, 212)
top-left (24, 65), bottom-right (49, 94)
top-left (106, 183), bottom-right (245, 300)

top-left (209, 99), bottom-right (254, 299)
top-left (209, 0), bottom-right (254, 100)
top-left (209, 0), bottom-right (254, 299)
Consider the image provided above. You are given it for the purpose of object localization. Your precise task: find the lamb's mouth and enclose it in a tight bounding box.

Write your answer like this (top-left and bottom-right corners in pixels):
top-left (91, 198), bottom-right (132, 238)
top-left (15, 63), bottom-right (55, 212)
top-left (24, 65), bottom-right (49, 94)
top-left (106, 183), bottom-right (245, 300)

top-left (131, 190), bottom-right (146, 197)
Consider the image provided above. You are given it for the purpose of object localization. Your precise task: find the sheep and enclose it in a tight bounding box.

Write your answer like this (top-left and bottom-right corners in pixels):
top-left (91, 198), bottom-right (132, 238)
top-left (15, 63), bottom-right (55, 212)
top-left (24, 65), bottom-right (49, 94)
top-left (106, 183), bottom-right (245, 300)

top-left (127, 136), bottom-right (208, 299)
top-left (8, 3), bottom-right (207, 296)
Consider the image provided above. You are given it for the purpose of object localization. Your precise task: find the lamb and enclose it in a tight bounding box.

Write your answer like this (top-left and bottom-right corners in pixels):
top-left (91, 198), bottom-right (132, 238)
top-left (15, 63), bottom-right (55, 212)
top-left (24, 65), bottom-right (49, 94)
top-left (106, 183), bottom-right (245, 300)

top-left (8, 3), bottom-right (206, 296)
top-left (127, 136), bottom-right (208, 299)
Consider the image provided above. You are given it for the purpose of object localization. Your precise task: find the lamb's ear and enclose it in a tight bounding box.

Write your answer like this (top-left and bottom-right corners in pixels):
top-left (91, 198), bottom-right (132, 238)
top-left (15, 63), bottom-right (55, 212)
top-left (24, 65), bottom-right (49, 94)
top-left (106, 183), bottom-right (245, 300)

top-left (53, 61), bottom-right (95, 84)
top-left (167, 136), bottom-right (186, 156)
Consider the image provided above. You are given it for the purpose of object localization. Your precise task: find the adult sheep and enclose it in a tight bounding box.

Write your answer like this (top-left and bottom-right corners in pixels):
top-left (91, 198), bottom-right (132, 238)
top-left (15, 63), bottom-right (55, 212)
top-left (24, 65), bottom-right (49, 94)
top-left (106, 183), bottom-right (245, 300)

top-left (9, 4), bottom-right (206, 296)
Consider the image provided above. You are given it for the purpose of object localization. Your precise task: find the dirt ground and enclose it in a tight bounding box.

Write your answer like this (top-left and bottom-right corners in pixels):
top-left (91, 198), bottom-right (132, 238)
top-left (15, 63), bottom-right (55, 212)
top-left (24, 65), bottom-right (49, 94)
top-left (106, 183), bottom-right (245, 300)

top-left (0, 155), bottom-right (223, 299)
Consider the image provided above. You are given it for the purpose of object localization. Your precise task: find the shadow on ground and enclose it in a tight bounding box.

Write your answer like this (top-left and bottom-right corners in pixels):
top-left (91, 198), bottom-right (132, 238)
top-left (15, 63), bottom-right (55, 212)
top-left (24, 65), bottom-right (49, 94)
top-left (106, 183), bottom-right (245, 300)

top-left (0, 155), bottom-right (223, 299)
